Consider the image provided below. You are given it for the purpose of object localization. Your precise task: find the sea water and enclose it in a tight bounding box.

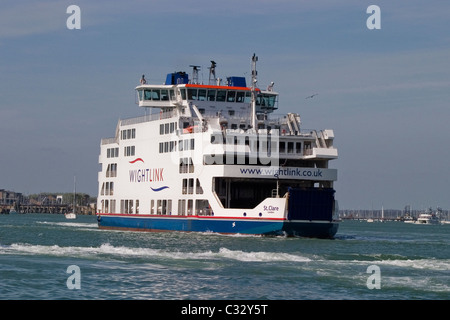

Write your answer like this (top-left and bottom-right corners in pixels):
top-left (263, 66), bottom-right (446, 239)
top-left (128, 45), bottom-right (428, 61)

top-left (0, 214), bottom-right (448, 300)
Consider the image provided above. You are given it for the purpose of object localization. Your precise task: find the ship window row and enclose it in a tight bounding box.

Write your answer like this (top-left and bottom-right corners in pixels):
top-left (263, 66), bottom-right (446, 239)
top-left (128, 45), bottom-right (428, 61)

top-left (159, 141), bottom-right (177, 153)
top-left (106, 147), bottom-right (119, 158)
top-left (209, 135), bottom-right (304, 155)
top-left (279, 142), bottom-right (302, 154)
top-left (182, 178), bottom-right (203, 195)
top-left (180, 138), bottom-right (195, 151)
top-left (178, 199), bottom-right (212, 216)
top-left (101, 199), bottom-right (116, 213)
top-left (142, 89), bottom-right (176, 101)
top-left (138, 87), bottom-right (275, 107)
top-left (159, 122), bottom-right (177, 135)
top-left (121, 199), bottom-right (139, 214)
top-left (106, 163), bottom-right (117, 177)
top-left (124, 146), bottom-right (135, 157)
top-left (121, 128), bottom-right (136, 140)
top-left (150, 199), bottom-right (172, 215)
top-left (101, 198), bottom-right (212, 216)
top-left (159, 139), bottom-right (194, 154)
top-left (179, 157), bottom-right (194, 173)
top-left (256, 94), bottom-right (277, 108)
top-left (183, 88), bottom-right (250, 103)
top-left (100, 182), bottom-right (114, 196)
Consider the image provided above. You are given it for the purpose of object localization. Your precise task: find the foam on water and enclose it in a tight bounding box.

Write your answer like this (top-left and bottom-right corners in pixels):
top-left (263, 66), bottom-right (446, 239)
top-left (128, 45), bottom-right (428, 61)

top-left (5, 242), bottom-right (447, 273)
top-left (36, 221), bottom-right (98, 229)
top-left (0, 242), bottom-right (311, 263)
top-left (216, 247), bottom-right (311, 262)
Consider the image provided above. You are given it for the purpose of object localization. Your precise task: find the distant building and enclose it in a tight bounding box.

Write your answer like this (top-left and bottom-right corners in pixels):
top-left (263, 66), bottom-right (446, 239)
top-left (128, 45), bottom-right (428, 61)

top-left (0, 189), bottom-right (23, 205)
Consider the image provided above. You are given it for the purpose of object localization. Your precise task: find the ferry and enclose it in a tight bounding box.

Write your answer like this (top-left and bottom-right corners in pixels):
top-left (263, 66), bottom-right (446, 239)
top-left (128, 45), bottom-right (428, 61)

top-left (96, 54), bottom-right (339, 238)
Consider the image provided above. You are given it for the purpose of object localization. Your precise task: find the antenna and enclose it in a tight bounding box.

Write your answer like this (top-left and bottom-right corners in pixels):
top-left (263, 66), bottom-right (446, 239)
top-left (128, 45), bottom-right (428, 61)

top-left (208, 61), bottom-right (216, 85)
top-left (189, 65), bottom-right (201, 84)
top-left (251, 53), bottom-right (258, 129)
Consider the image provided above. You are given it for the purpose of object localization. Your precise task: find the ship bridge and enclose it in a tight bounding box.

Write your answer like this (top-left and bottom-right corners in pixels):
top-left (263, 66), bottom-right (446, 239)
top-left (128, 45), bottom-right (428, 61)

top-left (135, 71), bottom-right (278, 116)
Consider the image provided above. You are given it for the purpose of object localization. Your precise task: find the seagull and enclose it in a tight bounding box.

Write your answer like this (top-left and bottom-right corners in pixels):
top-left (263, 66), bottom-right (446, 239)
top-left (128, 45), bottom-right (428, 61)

top-left (305, 93), bottom-right (318, 99)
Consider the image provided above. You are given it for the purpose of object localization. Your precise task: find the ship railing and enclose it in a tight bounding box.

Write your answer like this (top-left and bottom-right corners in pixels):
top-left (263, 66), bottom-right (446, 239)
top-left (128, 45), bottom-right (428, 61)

top-left (200, 111), bottom-right (311, 134)
top-left (101, 137), bottom-right (117, 145)
top-left (200, 110), bottom-right (252, 121)
top-left (120, 110), bottom-right (176, 126)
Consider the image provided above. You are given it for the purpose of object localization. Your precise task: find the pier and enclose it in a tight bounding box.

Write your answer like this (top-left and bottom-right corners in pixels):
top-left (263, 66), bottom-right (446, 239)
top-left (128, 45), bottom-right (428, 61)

top-left (1, 203), bottom-right (95, 215)
top-left (1, 203), bottom-right (69, 214)
top-left (0, 189), bottom-right (96, 215)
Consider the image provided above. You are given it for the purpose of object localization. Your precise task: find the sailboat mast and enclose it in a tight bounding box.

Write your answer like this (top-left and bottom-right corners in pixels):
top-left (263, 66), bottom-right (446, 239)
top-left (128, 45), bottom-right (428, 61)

top-left (73, 176), bottom-right (76, 214)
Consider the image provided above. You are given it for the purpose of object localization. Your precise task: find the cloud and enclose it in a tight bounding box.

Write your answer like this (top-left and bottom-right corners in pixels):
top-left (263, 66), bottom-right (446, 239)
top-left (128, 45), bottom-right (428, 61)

top-left (0, 0), bottom-right (362, 40)
top-left (0, 1), bottom-right (65, 38)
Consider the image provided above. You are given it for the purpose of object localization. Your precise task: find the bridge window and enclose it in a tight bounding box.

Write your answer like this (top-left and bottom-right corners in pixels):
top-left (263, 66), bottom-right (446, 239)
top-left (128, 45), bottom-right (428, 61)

top-left (257, 94), bottom-right (276, 108)
top-left (236, 91), bottom-right (245, 102)
top-left (245, 92), bottom-right (251, 103)
top-left (180, 89), bottom-right (186, 100)
top-left (152, 89), bottom-right (160, 101)
top-left (207, 89), bottom-right (216, 101)
top-left (188, 89), bottom-right (198, 100)
top-left (198, 89), bottom-right (206, 101)
top-left (227, 91), bottom-right (236, 102)
top-left (161, 89), bottom-right (169, 101)
top-left (217, 90), bottom-right (226, 102)
top-left (143, 89), bottom-right (161, 101)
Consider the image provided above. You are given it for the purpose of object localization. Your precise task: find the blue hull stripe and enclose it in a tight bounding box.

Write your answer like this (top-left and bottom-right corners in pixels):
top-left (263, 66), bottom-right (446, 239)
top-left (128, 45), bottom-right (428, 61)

top-left (97, 214), bottom-right (338, 238)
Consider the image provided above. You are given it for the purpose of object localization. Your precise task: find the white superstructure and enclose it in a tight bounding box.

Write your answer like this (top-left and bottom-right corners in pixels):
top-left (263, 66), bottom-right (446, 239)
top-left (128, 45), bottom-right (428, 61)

top-left (97, 55), bottom-right (339, 237)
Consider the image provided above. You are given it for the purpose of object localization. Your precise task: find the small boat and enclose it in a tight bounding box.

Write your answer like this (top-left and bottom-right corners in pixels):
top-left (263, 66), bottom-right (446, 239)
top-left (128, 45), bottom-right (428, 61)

top-left (415, 213), bottom-right (439, 225)
top-left (403, 216), bottom-right (416, 223)
top-left (65, 212), bottom-right (76, 219)
top-left (9, 208), bottom-right (17, 214)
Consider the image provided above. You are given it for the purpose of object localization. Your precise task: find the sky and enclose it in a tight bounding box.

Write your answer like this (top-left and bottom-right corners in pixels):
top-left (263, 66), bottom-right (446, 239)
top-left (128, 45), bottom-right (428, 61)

top-left (1, 0), bottom-right (450, 210)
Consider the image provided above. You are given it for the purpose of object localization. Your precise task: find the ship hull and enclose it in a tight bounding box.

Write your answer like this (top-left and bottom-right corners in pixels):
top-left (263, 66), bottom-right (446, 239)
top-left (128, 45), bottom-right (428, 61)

top-left (96, 214), bottom-right (339, 238)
